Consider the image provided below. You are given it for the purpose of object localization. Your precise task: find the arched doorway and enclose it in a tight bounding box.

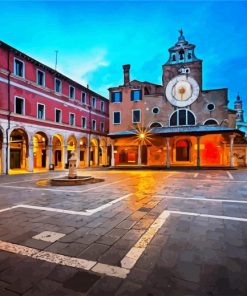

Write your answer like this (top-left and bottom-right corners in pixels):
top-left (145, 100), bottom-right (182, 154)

top-left (90, 138), bottom-right (98, 166)
top-left (79, 137), bottom-right (87, 167)
top-left (67, 135), bottom-right (77, 163)
top-left (10, 128), bottom-right (29, 170)
top-left (52, 134), bottom-right (63, 168)
top-left (33, 132), bottom-right (48, 169)
top-left (176, 140), bottom-right (190, 161)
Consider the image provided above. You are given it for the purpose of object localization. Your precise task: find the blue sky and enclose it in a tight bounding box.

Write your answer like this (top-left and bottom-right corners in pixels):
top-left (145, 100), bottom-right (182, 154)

top-left (1, 1), bottom-right (246, 114)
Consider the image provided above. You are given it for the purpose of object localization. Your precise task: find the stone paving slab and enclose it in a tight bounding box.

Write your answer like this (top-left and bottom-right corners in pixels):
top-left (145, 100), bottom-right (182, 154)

top-left (0, 169), bottom-right (247, 295)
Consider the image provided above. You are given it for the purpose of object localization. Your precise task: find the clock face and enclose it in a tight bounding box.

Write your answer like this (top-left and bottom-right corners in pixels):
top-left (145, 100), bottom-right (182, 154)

top-left (165, 75), bottom-right (200, 107)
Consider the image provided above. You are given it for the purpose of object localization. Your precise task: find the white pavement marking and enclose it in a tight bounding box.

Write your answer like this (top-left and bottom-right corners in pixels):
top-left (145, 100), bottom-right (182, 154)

top-left (32, 231), bottom-right (65, 242)
top-left (0, 240), bottom-right (129, 278)
top-left (0, 193), bottom-right (132, 216)
top-left (226, 171), bottom-right (234, 180)
top-left (121, 211), bottom-right (170, 269)
top-left (169, 178), bottom-right (246, 183)
top-left (154, 195), bottom-right (247, 204)
top-left (194, 173), bottom-right (199, 178)
top-left (0, 177), bottom-right (131, 193)
top-left (168, 210), bottom-right (247, 222)
top-left (0, 177), bottom-right (50, 185)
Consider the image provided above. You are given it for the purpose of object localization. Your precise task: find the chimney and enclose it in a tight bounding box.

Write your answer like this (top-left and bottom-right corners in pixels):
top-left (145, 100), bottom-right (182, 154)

top-left (123, 64), bottom-right (130, 85)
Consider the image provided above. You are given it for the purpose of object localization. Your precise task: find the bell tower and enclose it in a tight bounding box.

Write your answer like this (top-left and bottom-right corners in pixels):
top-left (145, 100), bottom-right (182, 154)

top-left (162, 30), bottom-right (202, 90)
top-left (234, 94), bottom-right (244, 122)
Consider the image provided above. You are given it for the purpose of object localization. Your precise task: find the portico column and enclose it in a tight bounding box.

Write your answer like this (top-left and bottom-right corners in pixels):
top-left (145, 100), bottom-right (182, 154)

top-left (46, 144), bottom-right (52, 169)
top-left (63, 145), bottom-right (68, 168)
top-left (166, 137), bottom-right (170, 168)
top-left (111, 144), bottom-right (115, 166)
top-left (95, 145), bottom-right (99, 166)
top-left (197, 136), bottom-right (201, 168)
top-left (28, 144), bottom-right (34, 172)
top-left (137, 144), bottom-right (141, 165)
top-left (2, 142), bottom-right (7, 174)
top-left (76, 145), bottom-right (81, 168)
top-left (229, 135), bottom-right (235, 167)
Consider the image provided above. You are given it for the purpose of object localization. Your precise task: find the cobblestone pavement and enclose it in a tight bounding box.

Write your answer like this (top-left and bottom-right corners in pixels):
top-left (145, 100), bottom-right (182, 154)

top-left (0, 169), bottom-right (246, 296)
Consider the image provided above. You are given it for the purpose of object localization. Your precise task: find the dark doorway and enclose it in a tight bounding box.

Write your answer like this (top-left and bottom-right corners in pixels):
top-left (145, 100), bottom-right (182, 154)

top-left (176, 140), bottom-right (190, 161)
top-left (141, 145), bottom-right (148, 165)
top-left (41, 149), bottom-right (46, 168)
top-left (55, 150), bottom-right (61, 166)
top-left (10, 149), bottom-right (21, 169)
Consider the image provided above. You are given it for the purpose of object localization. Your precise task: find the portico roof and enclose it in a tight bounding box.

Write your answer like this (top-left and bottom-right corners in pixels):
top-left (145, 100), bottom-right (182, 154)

top-left (108, 126), bottom-right (244, 138)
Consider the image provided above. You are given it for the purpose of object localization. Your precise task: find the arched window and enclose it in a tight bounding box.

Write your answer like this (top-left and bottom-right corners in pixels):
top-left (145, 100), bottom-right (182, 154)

top-left (150, 122), bottom-right (162, 128)
top-left (204, 119), bottom-right (218, 126)
top-left (170, 109), bottom-right (196, 126)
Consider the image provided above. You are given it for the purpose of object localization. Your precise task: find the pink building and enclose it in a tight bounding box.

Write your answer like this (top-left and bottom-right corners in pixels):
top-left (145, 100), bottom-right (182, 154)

top-left (0, 41), bottom-right (109, 174)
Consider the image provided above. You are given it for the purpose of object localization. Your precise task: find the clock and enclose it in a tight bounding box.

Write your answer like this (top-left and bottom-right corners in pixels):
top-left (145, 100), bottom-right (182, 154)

top-left (165, 75), bottom-right (200, 107)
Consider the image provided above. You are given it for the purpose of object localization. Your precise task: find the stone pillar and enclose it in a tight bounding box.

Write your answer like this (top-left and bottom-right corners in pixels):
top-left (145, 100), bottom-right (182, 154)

top-left (46, 144), bottom-right (52, 169)
top-left (197, 136), bottom-right (201, 168)
top-left (28, 144), bottom-right (34, 172)
top-left (229, 135), bottom-right (235, 167)
top-left (166, 137), bottom-right (170, 168)
top-left (63, 145), bottom-right (68, 168)
top-left (111, 144), bottom-right (115, 166)
top-left (76, 145), bottom-right (81, 168)
top-left (95, 145), bottom-right (99, 166)
top-left (1, 142), bottom-right (7, 174)
top-left (137, 144), bottom-right (141, 165)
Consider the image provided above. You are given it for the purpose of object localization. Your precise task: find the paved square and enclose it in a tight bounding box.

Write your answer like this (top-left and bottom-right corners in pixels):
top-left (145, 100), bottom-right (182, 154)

top-left (0, 169), bottom-right (246, 295)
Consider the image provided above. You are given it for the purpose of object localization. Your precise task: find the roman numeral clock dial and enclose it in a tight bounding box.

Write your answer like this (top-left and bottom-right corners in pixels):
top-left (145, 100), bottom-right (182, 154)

top-left (165, 75), bottom-right (200, 107)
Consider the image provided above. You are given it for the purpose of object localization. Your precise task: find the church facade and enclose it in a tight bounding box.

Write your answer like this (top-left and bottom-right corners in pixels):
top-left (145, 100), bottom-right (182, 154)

top-left (108, 31), bottom-right (246, 168)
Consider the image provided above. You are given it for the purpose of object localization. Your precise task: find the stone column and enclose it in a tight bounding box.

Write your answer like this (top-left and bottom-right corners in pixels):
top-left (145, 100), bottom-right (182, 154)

top-left (197, 136), bottom-right (201, 168)
top-left (28, 144), bottom-right (34, 172)
top-left (229, 135), bottom-right (235, 167)
top-left (46, 144), bottom-right (52, 169)
top-left (95, 145), bottom-right (99, 166)
top-left (137, 144), bottom-right (141, 165)
top-left (76, 145), bottom-right (81, 168)
top-left (166, 137), bottom-right (170, 168)
top-left (111, 144), bottom-right (115, 166)
top-left (1, 142), bottom-right (7, 174)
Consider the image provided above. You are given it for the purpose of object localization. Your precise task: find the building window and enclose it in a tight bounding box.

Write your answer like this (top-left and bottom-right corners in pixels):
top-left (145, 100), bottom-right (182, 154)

top-left (55, 78), bottom-right (62, 93)
top-left (111, 92), bottom-right (122, 103)
top-left (37, 103), bottom-right (45, 120)
top-left (81, 92), bottom-right (86, 104)
top-left (131, 89), bottom-right (142, 101)
top-left (132, 109), bottom-right (141, 123)
top-left (69, 113), bottom-right (75, 126)
top-left (92, 97), bottom-right (96, 108)
top-left (55, 109), bottom-right (62, 123)
top-left (100, 101), bottom-right (104, 112)
top-left (69, 86), bottom-right (75, 99)
top-left (172, 54), bottom-right (176, 62)
top-left (14, 59), bottom-right (24, 78)
top-left (113, 111), bottom-right (121, 124)
top-left (204, 119), bottom-right (218, 125)
top-left (170, 109), bottom-right (196, 126)
top-left (207, 103), bottom-right (215, 111)
top-left (37, 70), bottom-right (45, 86)
top-left (150, 122), bottom-right (162, 128)
top-left (82, 117), bottom-right (87, 128)
top-left (92, 119), bottom-right (96, 130)
top-left (100, 122), bottom-right (104, 133)
top-left (15, 97), bottom-right (25, 115)
top-left (152, 107), bottom-right (160, 114)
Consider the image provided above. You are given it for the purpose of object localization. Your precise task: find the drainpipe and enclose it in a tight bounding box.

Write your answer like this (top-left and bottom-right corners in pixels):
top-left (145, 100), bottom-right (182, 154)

top-left (6, 47), bottom-right (11, 175)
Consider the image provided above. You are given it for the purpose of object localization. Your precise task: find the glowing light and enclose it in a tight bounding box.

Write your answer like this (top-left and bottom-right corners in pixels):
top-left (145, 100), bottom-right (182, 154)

top-left (80, 141), bottom-right (83, 145)
top-left (42, 137), bottom-right (45, 142)
top-left (139, 133), bottom-right (145, 139)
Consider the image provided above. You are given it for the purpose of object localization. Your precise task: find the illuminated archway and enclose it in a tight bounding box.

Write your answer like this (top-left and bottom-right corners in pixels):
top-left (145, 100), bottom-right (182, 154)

top-left (52, 134), bottom-right (64, 168)
top-left (176, 139), bottom-right (191, 161)
top-left (10, 128), bottom-right (29, 170)
top-left (67, 135), bottom-right (77, 161)
top-left (33, 132), bottom-right (48, 169)
top-left (78, 137), bottom-right (87, 167)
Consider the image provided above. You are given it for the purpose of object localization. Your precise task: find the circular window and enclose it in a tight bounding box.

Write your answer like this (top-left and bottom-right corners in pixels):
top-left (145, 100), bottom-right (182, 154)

top-left (152, 107), bottom-right (160, 114)
top-left (207, 103), bottom-right (215, 111)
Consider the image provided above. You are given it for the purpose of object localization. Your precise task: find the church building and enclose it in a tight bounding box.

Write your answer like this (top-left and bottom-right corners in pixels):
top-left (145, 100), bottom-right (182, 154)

top-left (108, 31), bottom-right (246, 168)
